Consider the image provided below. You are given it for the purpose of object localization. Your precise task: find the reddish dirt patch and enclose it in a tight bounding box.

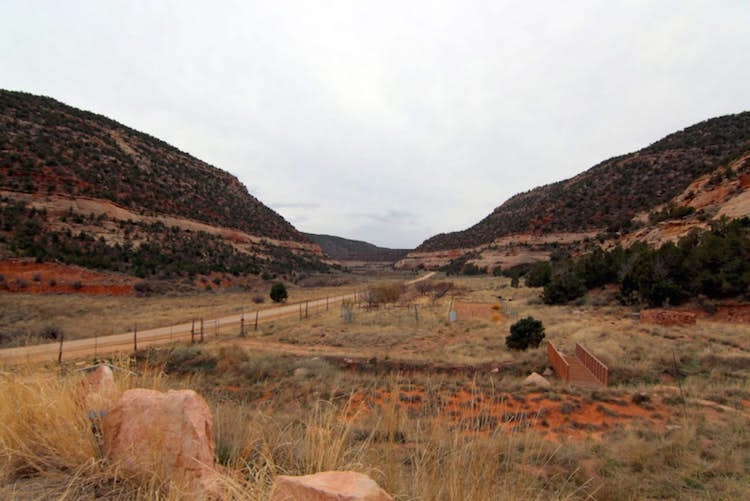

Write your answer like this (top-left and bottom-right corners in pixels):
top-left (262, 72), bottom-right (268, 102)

top-left (347, 386), bottom-right (670, 441)
top-left (709, 303), bottom-right (750, 323)
top-left (640, 308), bottom-right (696, 326)
top-left (0, 259), bottom-right (135, 296)
top-left (453, 301), bottom-right (503, 322)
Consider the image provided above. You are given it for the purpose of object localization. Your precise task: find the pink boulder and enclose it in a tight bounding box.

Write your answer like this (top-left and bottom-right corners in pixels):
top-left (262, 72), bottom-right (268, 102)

top-left (102, 388), bottom-right (218, 494)
top-left (81, 364), bottom-right (119, 411)
top-left (270, 471), bottom-right (393, 501)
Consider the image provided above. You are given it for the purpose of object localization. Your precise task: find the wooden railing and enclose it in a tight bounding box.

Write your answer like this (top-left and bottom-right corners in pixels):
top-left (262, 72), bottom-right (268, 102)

top-left (546, 342), bottom-right (569, 382)
top-left (575, 343), bottom-right (609, 387)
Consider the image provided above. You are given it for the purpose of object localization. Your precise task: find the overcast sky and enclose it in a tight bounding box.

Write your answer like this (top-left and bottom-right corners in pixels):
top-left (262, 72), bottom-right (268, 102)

top-left (2, 1), bottom-right (749, 248)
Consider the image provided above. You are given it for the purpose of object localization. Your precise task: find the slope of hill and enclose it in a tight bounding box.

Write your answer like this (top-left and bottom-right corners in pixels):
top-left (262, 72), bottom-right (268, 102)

top-left (304, 233), bottom-right (410, 263)
top-left (418, 112), bottom-right (750, 252)
top-left (398, 112), bottom-right (750, 271)
top-left (0, 90), bottom-right (327, 281)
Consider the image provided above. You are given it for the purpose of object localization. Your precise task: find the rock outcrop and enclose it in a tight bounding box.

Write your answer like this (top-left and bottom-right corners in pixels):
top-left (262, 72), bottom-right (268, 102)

top-left (102, 388), bottom-right (219, 494)
top-left (270, 471), bottom-right (393, 501)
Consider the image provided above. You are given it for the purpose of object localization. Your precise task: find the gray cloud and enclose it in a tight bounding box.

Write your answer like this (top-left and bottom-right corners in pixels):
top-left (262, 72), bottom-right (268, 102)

top-left (2, 1), bottom-right (748, 249)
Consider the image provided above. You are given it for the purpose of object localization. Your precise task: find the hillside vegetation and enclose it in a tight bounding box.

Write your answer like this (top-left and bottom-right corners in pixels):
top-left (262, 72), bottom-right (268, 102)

top-left (0, 90), bottom-right (329, 279)
top-left (304, 233), bottom-right (410, 262)
top-left (419, 112), bottom-right (750, 251)
top-left (0, 90), bottom-right (304, 242)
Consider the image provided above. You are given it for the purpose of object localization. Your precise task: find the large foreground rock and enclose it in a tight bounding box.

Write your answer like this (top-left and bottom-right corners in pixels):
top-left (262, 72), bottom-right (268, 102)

top-left (102, 388), bottom-right (219, 494)
top-left (270, 471), bottom-right (393, 501)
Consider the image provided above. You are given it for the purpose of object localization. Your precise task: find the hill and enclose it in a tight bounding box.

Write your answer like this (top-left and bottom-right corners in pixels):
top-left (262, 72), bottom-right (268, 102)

top-left (304, 233), bottom-right (410, 263)
top-left (396, 112), bottom-right (750, 272)
top-left (418, 112), bottom-right (750, 252)
top-left (0, 90), bottom-right (328, 281)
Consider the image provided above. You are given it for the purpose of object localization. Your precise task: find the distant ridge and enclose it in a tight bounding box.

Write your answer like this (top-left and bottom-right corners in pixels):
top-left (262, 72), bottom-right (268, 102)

top-left (304, 233), bottom-right (410, 262)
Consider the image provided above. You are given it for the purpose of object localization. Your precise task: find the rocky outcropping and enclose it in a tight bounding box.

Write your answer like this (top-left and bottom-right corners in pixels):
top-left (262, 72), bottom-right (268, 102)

top-left (270, 471), bottom-right (393, 501)
top-left (102, 388), bottom-right (219, 494)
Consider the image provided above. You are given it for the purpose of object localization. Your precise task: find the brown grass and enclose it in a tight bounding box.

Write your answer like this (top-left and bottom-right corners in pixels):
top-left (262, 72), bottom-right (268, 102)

top-left (1, 274), bottom-right (748, 499)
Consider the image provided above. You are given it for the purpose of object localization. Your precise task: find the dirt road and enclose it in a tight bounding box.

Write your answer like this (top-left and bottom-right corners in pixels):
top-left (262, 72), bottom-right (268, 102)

top-left (0, 273), bottom-right (437, 365)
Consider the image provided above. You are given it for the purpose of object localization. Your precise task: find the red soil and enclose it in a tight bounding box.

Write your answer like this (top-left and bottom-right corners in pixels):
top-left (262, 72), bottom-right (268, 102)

top-left (346, 386), bottom-right (670, 441)
top-left (0, 259), bottom-right (135, 296)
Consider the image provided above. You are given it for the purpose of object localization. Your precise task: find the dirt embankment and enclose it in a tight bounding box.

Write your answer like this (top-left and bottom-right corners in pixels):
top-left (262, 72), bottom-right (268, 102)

top-left (0, 259), bottom-right (135, 296)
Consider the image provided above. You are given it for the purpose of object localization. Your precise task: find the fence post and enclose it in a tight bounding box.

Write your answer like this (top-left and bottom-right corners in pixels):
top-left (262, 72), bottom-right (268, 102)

top-left (133, 324), bottom-right (137, 352)
top-left (240, 315), bottom-right (245, 337)
top-left (255, 310), bottom-right (259, 331)
top-left (191, 319), bottom-right (195, 344)
top-left (414, 304), bottom-right (419, 326)
top-left (94, 332), bottom-right (98, 358)
top-left (326, 297), bottom-right (329, 310)
top-left (299, 303), bottom-right (302, 320)
top-left (200, 319), bottom-right (204, 343)
top-left (57, 332), bottom-right (64, 364)
top-left (305, 300), bottom-right (309, 319)
top-left (215, 320), bottom-right (219, 339)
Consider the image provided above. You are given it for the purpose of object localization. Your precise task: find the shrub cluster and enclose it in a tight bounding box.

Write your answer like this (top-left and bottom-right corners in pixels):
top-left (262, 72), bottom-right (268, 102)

top-left (531, 217), bottom-right (750, 307)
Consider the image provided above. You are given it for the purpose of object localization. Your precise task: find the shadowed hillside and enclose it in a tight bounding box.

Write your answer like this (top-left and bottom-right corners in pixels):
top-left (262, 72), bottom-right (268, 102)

top-left (304, 233), bottom-right (410, 262)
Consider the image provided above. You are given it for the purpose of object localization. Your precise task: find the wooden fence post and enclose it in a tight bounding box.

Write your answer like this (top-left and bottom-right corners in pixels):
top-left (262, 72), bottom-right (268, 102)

top-left (191, 319), bottom-right (195, 344)
top-left (240, 315), bottom-right (245, 337)
top-left (414, 304), bottom-right (419, 326)
top-left (200, 319), bottom-right (204, 343)
top-left (326, 297), bottom-right (329, 310)
top-left (255, 310), bottom-right (259, 331)
top-left (133, 324), bottom-right (137, 352)
top-left (305, 300), bottom-right (309, 319)
top-left (57, 332), bottom-right (64, 364)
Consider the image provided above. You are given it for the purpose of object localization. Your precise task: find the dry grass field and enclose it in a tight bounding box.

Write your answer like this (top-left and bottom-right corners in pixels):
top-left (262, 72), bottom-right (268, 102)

top-left (1, 274), bottom-right (748, 499)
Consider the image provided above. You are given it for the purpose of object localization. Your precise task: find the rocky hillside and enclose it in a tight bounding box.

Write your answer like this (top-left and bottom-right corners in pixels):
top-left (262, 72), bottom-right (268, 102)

top-left (419, 112), bottom-right (750, 252)
top-left (304, 233), bottom-right (410, 263)
top-left (399, 112), bottom-right (750, 271)
top-left (0, 90), bottom-right (328, 279)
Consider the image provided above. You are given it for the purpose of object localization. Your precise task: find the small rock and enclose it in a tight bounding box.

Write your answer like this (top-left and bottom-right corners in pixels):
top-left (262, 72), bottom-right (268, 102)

top-left (293, 367), bottom-right (310, 378)
top-left (522, 372), bottom-right (551, 389)
top-left (542, 367), bottom-right (554, 377)
top-left (270, 471), bottom-right (393, 501)
top-left (489, 367), bottom-right (499, 374)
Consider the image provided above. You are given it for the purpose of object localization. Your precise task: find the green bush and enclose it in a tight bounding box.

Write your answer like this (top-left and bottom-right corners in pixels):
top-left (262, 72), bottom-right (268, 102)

top-left (506, 316), bottom-right (545, 350)
top-left (270, 282), bottom-right (288, 303)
